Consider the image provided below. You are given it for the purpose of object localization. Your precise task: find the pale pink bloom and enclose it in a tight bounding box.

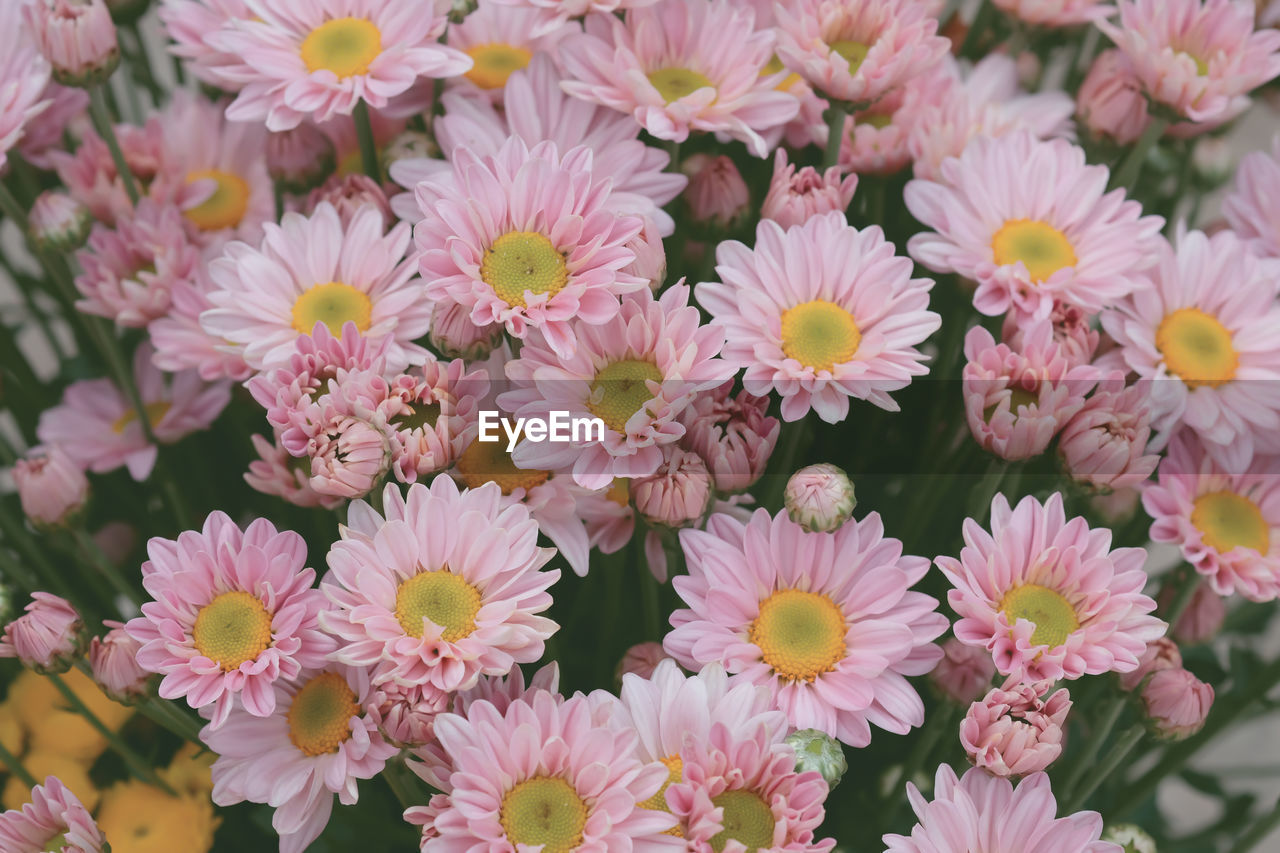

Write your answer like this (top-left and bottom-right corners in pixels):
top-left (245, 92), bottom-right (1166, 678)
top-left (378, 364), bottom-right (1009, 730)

top-left (0, 2), bottom-right (52, 166)
top-left (124, 512), bottom-right (333, 729)
top-left (667, 719), bottom-right (835, 852)
top-left (209, 0), bottom-right (471, 130)
top-left (1143, 431), bottom-right (1280, 601)
top-left (835, 78), bottom-right (935, 177)
top-left (961, 682), bottom-right (1072, 778)
top-left (624, 214), bottom-right (669, 288)
top-left (305, 174), bottom-right (393, 230)
top-left (1058, 382), bottom-right (1160, 490)
top-left (1223, 134), bottom-right (1280, 258)
top-left (320, 478), bottom-right (559, 691)
top-left (16, 81), bottom-right (86, 170)
top-left (367, 677), bottom-right (450, 748)
top-left (0, 593), bottom-right (83, 673)
top-left (883, 766), bottom-right (1119, 853)
top-left (774, 0), bottom-right (950, 106)
top-left (994, 0), bottom-right (1113, 26)
top-left (49, 116), bottom-right (177, 227)
top-left (906, 131), bottom-right (1164, 320)
top-left (201, 202), bottom-right (430, 372)
top-left (1001, 299), bottom-right (1101, 368)
top-left (203, 664), bottom-right (398, 853)
top-left (427, 299), bottom-right (504, 360)
top-left (245, 431), bottom-right (345, 510)
top-left (667, 509), bottom-right (946, 746)
top-left (1098, 0), bottom-right (1280, 124)
top-left (490, 0), bottom-right (658, 33)
top-left (632, 447), bottom-right (714, 528)
top-left (445, 0), bottom-right (577, 104)
top-left (1142, 667), bottom-right (1214, 740)
top-left (558, 0), bottom-right (799, 157)
top-left (74, 201), bottom-right (202, 328)
top-left (36, 343), bottom-right (232, 480)
top-left (930, 637), bottom-right (997, 705)
top-left (699, 212), bottom-right (940, 423)
top-left (413, 137), bottom-right (646, 360)
top-left (23, 0), bottom-right (118, 87)
top-left (384, 358), bottom-right (491, 483)
top-left (1077, 50), bottom-right (1152, 145)
top-left (308, 415), bottom-right (393, 499)
top-left (265, 122), bottom-right (337, 192)
top-left (13, 445), bottom-right (88, 527)
top-left (682, 379), bottom-right (780, 494)
top-left (27, 190), bottom-right (90, 252)
top-left (88, 620), bottom-right (149, 702)
top-left (784, 463), bottom-right (856, 533)
top-left (498, 285), bottom-right (733, 490)
top-left (1163, 580), bottom-right (1226, 643)
top-left (616, 641), bottom-right (672, 681)
top-left (0, 776), bottom-right (106, 853)
top-left (1118, 635), bottom-right (1182, 692)
top-left (1100, 228), bottom-right (1280, 473)
top-left (762, 149), bottom-right (858, 230)
top-left (148, 270), bottom-right (254, 382)
top-left (936, 492), bottom-right (1166, 685)
top-left (682, 153), bottom-right (750, 228)
top-left (157, 0), bottom-right (252, 88)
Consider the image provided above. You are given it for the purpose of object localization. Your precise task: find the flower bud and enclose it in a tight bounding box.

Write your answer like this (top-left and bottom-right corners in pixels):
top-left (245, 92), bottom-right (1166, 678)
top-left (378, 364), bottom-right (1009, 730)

top-left (960, 682), bottom-right (1071, 777)
top-left (681, 154), bottom-right (749, 229)
top-left (622, 215), bottom-right (667, 292)
top-left (305, 174), bottom-right (393, 231)
top-left (429, 300), bottom-right (504, 361)
top-left (24, 0), bottom-right (120, 88)
top-left (1119, 636), bottom-right (1182, 692)
top-left (1076, 50), bottom-right (1149, 145)
top-left (1101, 824), bottom-right (1157, 853)
top-left (632, 448), bottom-right (714, 529)
top-left (761, 148), bottom-right (857, 230)
top-left (13, 446), bottom-right (89, 527)
top-left (384, 129), bottom-right (440, 165)
top-left (309, 416), bottom-right (392, 499)
top-left (28, 191), bottom-right (92, 252)
top-left (266, 124), bottom-right (336, 193)
top-left (1142, 667), bottom-right (1213, 740)
top-left (89, 620), bottom-right (150, 703)
top-left (1058, 384), bottom-right (1159, 492)
top-left (784, 463), bottom-right (855, 532)
top-left (0, 592), bottom-right (85, 673)
top-left (1161, 581), bottom-right (1225, 645)
top-left (930, 637), bottom-right (996, 705)
top-left (785, 729), bottom-right (848, 789)
top-left (682, 380), bottom-right (779, 494)
top-left (368, 679), bottom-right (451, 748)
top-left (615, 641), bottom-right (671, 683)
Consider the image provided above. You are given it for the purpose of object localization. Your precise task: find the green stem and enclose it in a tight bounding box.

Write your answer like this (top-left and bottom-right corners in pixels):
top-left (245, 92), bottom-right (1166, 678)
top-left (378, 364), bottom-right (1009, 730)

top-left (0, 739), bottom-right (38, 789)
top-left (353, 100), bottom-right (382, 181)
top-left (959, 1), bottom-right (994, 59)
top-left (1060, 693), bottom-right (1128, 805)
top-left (965, 456), bottom-right (1008, 522)
top-left (822, 102), bottom-right (849, 170)
top-left (634, 529), bottom-right (661, 640)
top-left (0, 535), bottom-right (39, 593)
top-left (764, 413), bottom-right (810, 510)
top-left (1063, 724), bottom-right (1145, 813)
top-left (88, 86), bottom-right (140, 205)
top-left (125, 24), bottom-right (164, 106)
top-left (1229, 799), bottom-right (1280, 853)
top-left (383, 754), bottom-right (422, 809)
top-left (1161, 568), bottom-right (1201, 636)
top-left (1111, 115), bottom-right (1170, 192)
top-left (73, 527), bottom-right (141, 607)
top-left (665, 138), bottom-right (682, 173)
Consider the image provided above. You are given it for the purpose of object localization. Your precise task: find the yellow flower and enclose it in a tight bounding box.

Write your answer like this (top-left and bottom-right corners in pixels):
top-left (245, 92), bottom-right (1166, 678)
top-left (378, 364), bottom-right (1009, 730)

top-left (1, 750), bottom-right (99, 811)
top-left (0, 702), bottom-right (24, 756)
top-left (97, 780), bottom-right (220, 853)
top-left (9, 669), bottom-right (132, 762)
top-left (160, 742), bottom-right (216, 798)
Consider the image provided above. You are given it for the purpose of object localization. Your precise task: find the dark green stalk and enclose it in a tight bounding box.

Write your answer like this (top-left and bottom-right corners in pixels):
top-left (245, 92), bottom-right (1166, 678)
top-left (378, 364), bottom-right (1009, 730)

top-left (353, 100), bottom-right (382, 181)
top-left (88, 86), bottom-right (140, 204)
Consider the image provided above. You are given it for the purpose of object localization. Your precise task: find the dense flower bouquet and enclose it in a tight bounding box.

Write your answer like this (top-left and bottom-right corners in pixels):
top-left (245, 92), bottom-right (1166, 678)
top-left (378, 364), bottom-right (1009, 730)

top-left (3, 0), bottom-right (1280, 851)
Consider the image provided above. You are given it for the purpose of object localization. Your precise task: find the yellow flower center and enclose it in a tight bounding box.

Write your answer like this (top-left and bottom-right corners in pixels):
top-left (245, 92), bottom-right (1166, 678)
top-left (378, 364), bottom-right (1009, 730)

top-left (454, 437), bottom-right (551, 496)
top-left (859, 112), bottom-right (893, 129)
top-left (780, 300), bottom-right (861, 372)
top-left (96, 780), bottom-right (220, 853)
top-left (291, 282), bottom-right (373, 337)
top-left (647, 67), bottom-right (715, 103)
top-left (761, 55), bottom-right (802, 91)
top-left (111, 401), bottom-right (171, 434)
top-left (300, 17), bottom-right (382, 78)
top-left (1191, 491), bottom-right (1270, 554)
top-left (639, 754), bottom-right (683, 813)
top-left (1176, 50), bottom-right (1210, 76)
top-left (1156, 307), bottom-right (1238, 389)
top-left (991, 219), bottom-right (1078, 283)
top-left (286, 671), bottom-right (359, 757)
top-left (749, 589), bottom-right (847, 682)
top-left (464, 43), bottom-right (533, 90)
top-left (1000, 584), bottom-right (1079, 649)
top-left (828, 39), bottom-right (871, 74)
top-left (587, 359), bottom-right (663, 434)
top-left (191, 590), bottom-right (273, 672)
top-left (606, 477), bottom-right (630, 507)
top-left (708, 790), bottom-right (775, 853)
top-left (984, 385), bottom-right (1040, 422)
top-left (183, 169), bottom-right (251, 231)
top-left (395, 569), bottom-right (482, 641)
top-left (480, 231), bottom-right (569, 308)
top-left (499, 776), bottom-right (588, 853)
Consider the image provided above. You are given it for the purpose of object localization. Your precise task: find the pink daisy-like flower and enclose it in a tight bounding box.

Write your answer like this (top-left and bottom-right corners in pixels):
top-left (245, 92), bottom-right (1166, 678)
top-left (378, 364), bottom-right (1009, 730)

top-left (1143, 430), bottom-right (1280, 601)
top-left (0, 592), bottom-right (83, 674)
top-left (681, 379), bottom-right (780, 495)
top-left (416, 690), bottom-right (682, 850)
top-left (201, 202), bottom-right (429, 372)
top-left (498, 284), bottom-right (734, 490)
top-left (208, 0), bottom-right (471, 130)
top-left (384, 358), bottom-right (492, 483)
top-left (305, 173), bottom-right (393, 230)
top-left (88, 620), bottom-right (150, 703)
top-left (1223, 134), bottom-right (1280, 258)
top-left (698, 211), bottom-right (940, 423)
top-left (413, 137), bottom-right (646, 360)
top-left (124, 511), bottom-right (335, 729)
top-left (1142, 666), bottom-right (1214, 740)
top-left (157, 0), bottom-right (251, 89)
top-left (0, 0), bottom-right (52, 166)
top-left (994, 0), bottom-right (1114, 27)
top-left (445, 0), bottom-right (577, 105)
top-left (960, 681), bottom-right (1072, 778)
top-left (306, 413), bottom-right (393, 499)
top-left (1099, 227), bottom-right (1280, 472)
top-left (36, 343), bottom-right (232, 481)
top-left (666, 509), bottom-right (948, 747)
top-left (0, 776), bottom-right (106, 853)
top-left (1077, 49), bottom-right (1152, 145)
top-left (762, 148), bottom-right (858, 230)
top-left (203, 663), bottom-right (398, 853)
top-left (1097, 0), bottom-right (1280, 124)
top-left (774, 0), bottom-right (950, 107)
top-left (245, 430), bottom-right (346, 510)
top-left (16, 81), bottom-right (86, 171)
top-left (906, 131), bottom-right (1164, 320)
top-left (320, 477), bottom-right (559, 691)
top-left (936, 492), bottom-right (1166, 685)
top-left (1001, 298), bottom-right (1101, 369)
top-left (682, 153), bottom-right (751, 228)
top-left (883, 766), bottom-right (1120, 852)
top-left (558, 0), bottom-right (799, 157)
top-left (1058, 381), bottom-right (1160, 491)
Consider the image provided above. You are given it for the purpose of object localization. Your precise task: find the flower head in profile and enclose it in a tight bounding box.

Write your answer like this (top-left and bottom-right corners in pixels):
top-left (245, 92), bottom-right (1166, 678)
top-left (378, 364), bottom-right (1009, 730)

top-left (0, 776), bottom-right (106, 853)
top-left (12, 445), bottom-right (88, 528)
top-left (960, 681), bottom-right (1072, 778)
top-left (49, 115), bottom-right (175, 226)
top-left (0, 593), bottom-right (84, 674)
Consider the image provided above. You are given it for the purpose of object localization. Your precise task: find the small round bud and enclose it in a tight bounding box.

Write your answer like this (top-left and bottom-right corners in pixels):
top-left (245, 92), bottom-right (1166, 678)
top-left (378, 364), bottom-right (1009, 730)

top-left (28, 191), bottom-right (92, 252)
top-left (266, 124), bottom-right (336, 194)
top-left (785, 463), bottom-right (856, 532)
top-left (632, 448), bottom-right (714, 529)
top-left (0, 592), bottom-right (86, 673)
top-left (89, 620), bottom-right (150, 703)
top-left (785, 728), bottom-right (848, 789)
top-left (681, 154), bottom-right (749, 229)
top-left (615, 641), bottom-right (672, 683)
top-left (1142, 667), bottom-right (1213, 741)
top-left (1101, 824), bottom-right (1157, 853)
top-left (13, 446), bottom-right (89, 528)
top-left (24, 0), bottom-right (121, 88)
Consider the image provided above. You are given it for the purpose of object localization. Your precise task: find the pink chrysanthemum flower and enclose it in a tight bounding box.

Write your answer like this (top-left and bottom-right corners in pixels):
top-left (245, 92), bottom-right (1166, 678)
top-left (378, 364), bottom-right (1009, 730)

top-left (124, 512), bottom-right (335, 729)
top-left (201, 202), bottom-right (429, 372)
top-left (305, 173), bottom-right (393, 230)
top-left (1001, 299), bottom-right (1100, 368)
top-left (320, 478), bottom-right (559, 691)
top-left (667, 719), bottom-right (835, 852)
top-left (89, 620), bottom-right (150, 703)
top-left (906, 131), bottom-right (1164, 320)
top-left (384, 358), bottom-right (492, 483)
top-left (558, 0), bottom-right (799, 157)
top-left (994, 0), bottom-right (1114, 27)
top-left (883, 766), bottom-right (1120, 853)
top-left (960, 681), bottom-right (1072, 778)
top-left (414, 137), bottom-right (646, 360)
top-left (1097, 0), bottom-right (1280, 124)
top-left (445, 0), bottom-right (577, 104)
top-left (0, 0), bottom-right (52, 166)
top-left (774, 0), bottom-right (950, 107)
top-left (936, 492), bottom-right (1165, 685)
top-left (157, 0), bottom-right (251, 88)
top-left (245, 430), bottom-right (345, 510)
top-left (1058, 382), bottom-right (1160, 491)
top-left (930, 637), bottom-right (997, 705)
top-left (0, 592), bottom-right (83, 673)
top-left (682, 379), bottom-right (780, 494)
top-left (762, 148), bottom-right (858, 230)
top-left (666, 509), bottom-right (947, 747)
top-left (203, 663), bottom-right (398, 853)
top-left (148, 271), bottom-right (254, 382)
top-left (74, 201), bottom-right (203, 328)
top-left (1142, 666), bottom-right (1214, 740)
top-left (36, 343), bottom-right (232, 481)
top-left (698, 211), bottom-right (940, 423)
top-left (0, 776), bottom-right (106, 853)
top-left (416, 690), bottom-right (681, 850)
top-left (1223, 134), bottom-right (1280, 258)
top-left (1143, 431), bottom-right (1280, 601)
top-left (49, 116), bottom-right (177, 227)
top-left (208, 0), bottom-right (471, 130)
top-left (497, 284), bottom-right (733, 489)
top-left (13, 445), bottom-right (89, 528)
top-left (1099, 227), bottom-right (1280, 472)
